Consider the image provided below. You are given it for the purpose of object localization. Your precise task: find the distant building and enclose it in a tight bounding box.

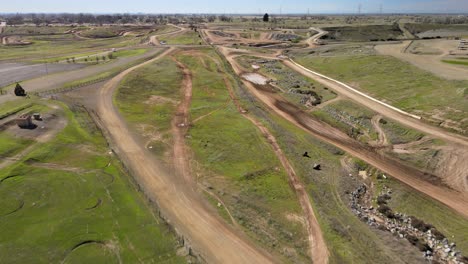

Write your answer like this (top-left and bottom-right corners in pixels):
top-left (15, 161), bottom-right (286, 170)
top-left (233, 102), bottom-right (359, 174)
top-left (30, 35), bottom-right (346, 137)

top-left (0, 21), bottom-right (6, 27)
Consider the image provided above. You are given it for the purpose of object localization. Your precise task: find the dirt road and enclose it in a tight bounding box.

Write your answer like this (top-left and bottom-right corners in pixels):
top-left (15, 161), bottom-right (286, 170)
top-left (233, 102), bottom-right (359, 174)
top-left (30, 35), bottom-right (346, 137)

top-left (95, 48), bottom-right (275, 263)
top-left (307, 28), bottom-right (328, 47)
top-left (224, 76), bottom-right (329, 263)
top-left (0, 62), bottom-right (84, 88)
top-left (221, 47), bottom-right (468, 219)
top-left (0, 49), bottom-right (162, 105)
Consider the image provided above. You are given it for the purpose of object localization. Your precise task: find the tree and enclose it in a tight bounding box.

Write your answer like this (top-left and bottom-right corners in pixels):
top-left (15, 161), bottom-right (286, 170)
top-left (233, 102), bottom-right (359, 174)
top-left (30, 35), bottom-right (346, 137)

top-left (263, 13), bottom-right (269, 22)
top-left (14, 83), bottom-right (26, 96)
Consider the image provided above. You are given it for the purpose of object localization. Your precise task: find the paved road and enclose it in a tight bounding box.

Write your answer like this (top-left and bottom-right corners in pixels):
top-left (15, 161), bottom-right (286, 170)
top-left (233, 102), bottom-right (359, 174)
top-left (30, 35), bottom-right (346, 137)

top-left (95, 48), bottom-right (275, 264)
top-left (0, 48), bottom-right (162, 104)
top-left (0, 62), bottom-right (85, 88)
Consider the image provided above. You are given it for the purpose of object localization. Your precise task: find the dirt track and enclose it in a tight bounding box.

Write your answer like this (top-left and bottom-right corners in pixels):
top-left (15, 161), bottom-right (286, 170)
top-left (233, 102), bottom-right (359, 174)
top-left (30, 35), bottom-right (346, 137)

top-left (371, 115), bottom-right (389, 147)
top-left (224, 76), bottom-right (329, 263)
top-left (149, 24), bottom-right (186, 46)
top-left (95, 48), bottom-right (275, 263)
top-left (171, 58), bottom-right (194, 184)
top-left (307, 28), bottom-right (328, 47)
top-left (221, 47), bottom-right (468, 219)
top-left (283, 59), bottom-right (468, 148)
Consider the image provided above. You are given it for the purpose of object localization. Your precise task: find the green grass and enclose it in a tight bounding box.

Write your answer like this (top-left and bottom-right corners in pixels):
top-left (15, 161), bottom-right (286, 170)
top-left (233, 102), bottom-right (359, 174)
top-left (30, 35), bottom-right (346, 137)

top-left (0, 99), bottom-right (33, 119)
top-left (159, 31), bottom-right (203, 45)
top-left (0, 34), bottom-right (144, 62)
top-left (79, 27), bottom-right (125, 38)
top-left (380, 118), bottom-right (424, 144)
top-left (116, 48), bottom-right (309, 262)
top-left (442, 59), bottom-right (468, 66)
top-left (0, 133), bottom-right (33, 158)
top-left (311, 99), bottom-right (377, 141)
top-left (177, 50), bottom-right (309, 262)
top-left (294, 53), bottom-right (468, 131)
top-left (0, 101), bottom-right (186, 263)
top-left (112, 48), bottom-right (147, 58)
top-left (116, 57), bottom-right (182, 134)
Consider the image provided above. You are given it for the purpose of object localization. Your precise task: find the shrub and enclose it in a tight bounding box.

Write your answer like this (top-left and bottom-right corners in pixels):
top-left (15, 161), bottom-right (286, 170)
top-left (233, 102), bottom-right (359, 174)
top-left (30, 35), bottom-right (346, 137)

top-left (14, 83), bottom-right (26, 96)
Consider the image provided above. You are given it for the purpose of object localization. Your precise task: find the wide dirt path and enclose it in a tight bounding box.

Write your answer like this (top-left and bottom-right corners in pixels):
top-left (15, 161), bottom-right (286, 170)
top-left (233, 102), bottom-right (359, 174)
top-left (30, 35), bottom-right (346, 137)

top-left (221, 47), bottom-right (468, 219)
top-left (95, 48), bottom-right (274, 263)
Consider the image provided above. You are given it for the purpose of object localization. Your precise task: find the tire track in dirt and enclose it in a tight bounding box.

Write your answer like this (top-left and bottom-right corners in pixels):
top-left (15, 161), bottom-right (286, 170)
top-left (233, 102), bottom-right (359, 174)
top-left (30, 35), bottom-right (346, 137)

top-left (171, 57), bottom-right (194, 185)
top-left (220, 47), bottom-right (468, 219)
top-left (371, 115), bottom-right (389, 147)
top-left (95, 48), bottom-right (275, 263)
top-left (224, 77), bottom-right (329, 264)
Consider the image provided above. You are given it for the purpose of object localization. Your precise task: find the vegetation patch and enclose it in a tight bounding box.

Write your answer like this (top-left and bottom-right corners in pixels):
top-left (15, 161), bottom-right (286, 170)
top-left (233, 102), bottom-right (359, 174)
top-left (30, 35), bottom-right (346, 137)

top-left (321, 24), bottom-right (403, 42)
top-left (0, 101), bottom-right (186, 263)
top-left (159, 30), bottom-right (203, 45)
top-left (293, 53), bottom-right (468, 132)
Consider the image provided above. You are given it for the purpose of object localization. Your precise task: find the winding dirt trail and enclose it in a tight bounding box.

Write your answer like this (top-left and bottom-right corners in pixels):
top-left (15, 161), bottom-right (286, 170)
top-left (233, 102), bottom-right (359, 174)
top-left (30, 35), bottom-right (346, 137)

top-left (95, 48), bottom-right (275, 264)
top-left (220, 47), bottom-right (468, 219)
top-left (371, 115), bottom-right (389, 147)
top-left (307, 28), bottom-right (328, 48)
top-left (149, 24), bottom-right (186, 46)
top-left (224, 77), bottom-right (329, 263)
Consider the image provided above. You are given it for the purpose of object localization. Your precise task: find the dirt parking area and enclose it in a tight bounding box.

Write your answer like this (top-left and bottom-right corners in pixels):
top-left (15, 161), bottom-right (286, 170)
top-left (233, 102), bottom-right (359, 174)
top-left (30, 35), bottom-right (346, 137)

top-left (375, 40), bottom-right (468, 80)
top-left (2, 110), bottom-right (67, 143)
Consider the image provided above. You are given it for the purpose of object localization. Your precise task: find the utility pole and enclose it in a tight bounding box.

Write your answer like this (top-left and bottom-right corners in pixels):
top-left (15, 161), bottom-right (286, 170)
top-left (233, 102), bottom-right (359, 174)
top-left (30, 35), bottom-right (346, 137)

top-left (380, 4), bottom-right (383, 15)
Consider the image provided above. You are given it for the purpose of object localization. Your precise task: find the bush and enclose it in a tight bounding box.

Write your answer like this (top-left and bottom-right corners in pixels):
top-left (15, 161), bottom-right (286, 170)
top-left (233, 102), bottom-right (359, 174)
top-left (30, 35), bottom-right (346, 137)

top-left (14, 83), bottom-right (26, 96)
top-left (431, 228), bottom-right (445, 240)
top-left (378, 205), bottom-right (394, 218)
top-left (377, 196), bottom-right (388, 205)
top-left (410, 217), bottom-right (433, 232)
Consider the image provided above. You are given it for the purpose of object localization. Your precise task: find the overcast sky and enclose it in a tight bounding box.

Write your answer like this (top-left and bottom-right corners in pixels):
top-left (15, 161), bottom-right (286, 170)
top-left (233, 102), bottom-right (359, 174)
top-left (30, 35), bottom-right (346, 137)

top-left (3, 0), bottom-right (468, 14)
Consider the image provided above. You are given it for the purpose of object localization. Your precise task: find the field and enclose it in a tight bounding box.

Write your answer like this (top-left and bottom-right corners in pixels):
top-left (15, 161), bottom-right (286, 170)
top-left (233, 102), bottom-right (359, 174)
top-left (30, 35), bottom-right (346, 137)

top-left (115, 48), bottom-right (311, 263)
top-left (321, 24), bottom-right (404, 42)
top-left (158, 30), bottom-right (203, 45)
top-left (0, 99), bottom-right (185, 263)
top-left (292, 51), bottom-right (468, 133)
top-left (403, 23), bottom-right (468, 38)
top-left (1, 15), bottom-right (468, 264)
